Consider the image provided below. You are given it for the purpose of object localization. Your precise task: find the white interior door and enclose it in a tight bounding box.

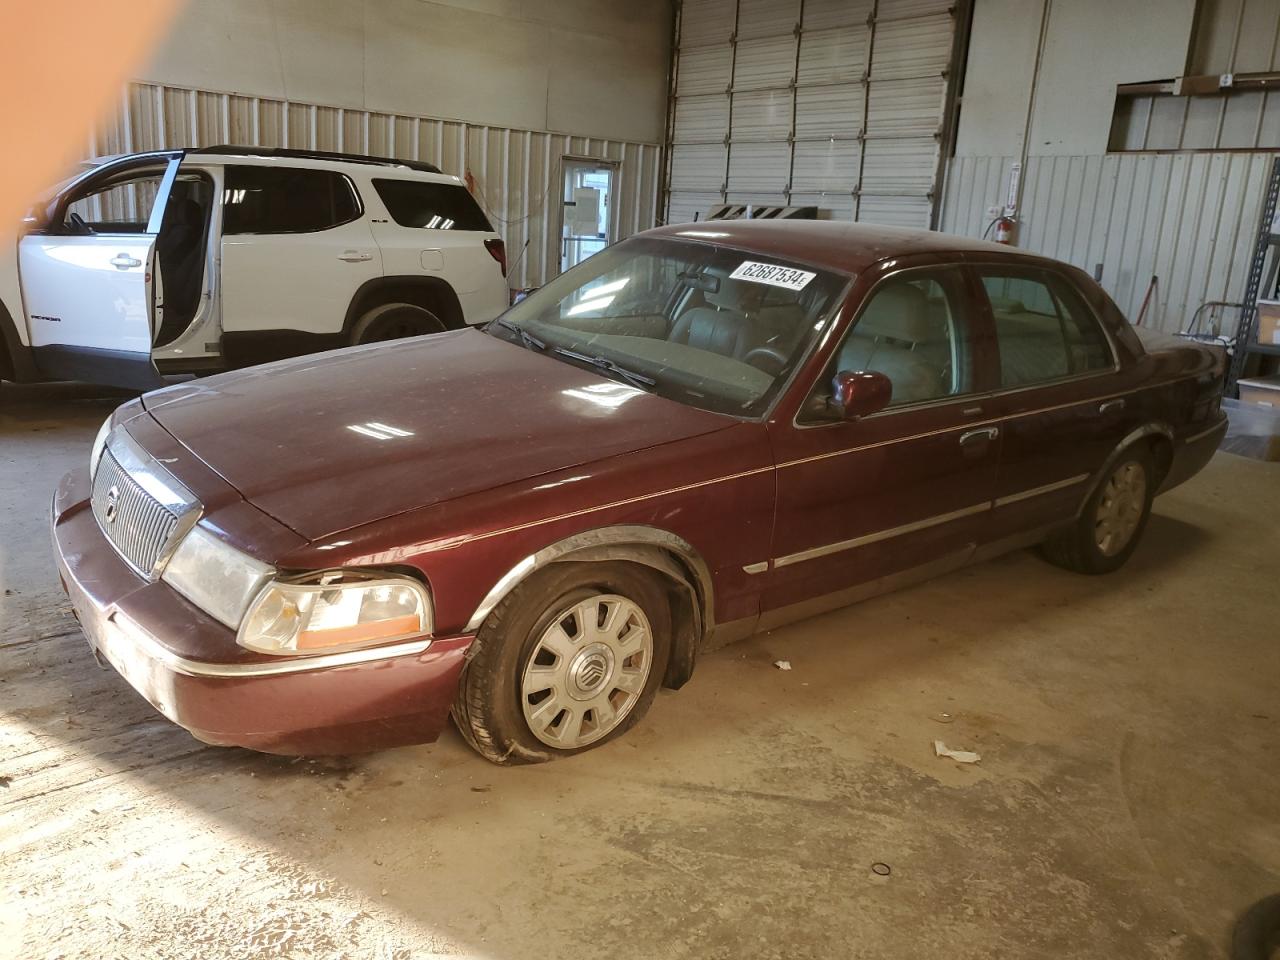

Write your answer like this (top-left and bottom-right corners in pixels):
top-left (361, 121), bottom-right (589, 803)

top-left (19, 154), bottom-right (180, 389)
top-left (560, 160), bottom-right (615, 273)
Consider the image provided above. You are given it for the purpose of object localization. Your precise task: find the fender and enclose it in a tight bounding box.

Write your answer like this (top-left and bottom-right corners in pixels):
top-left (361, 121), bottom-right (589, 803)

top-left (462, 525), bottom-right (717, 689)
top-left (342, 275), bottom-right (466, 334)
top-left (1074, 422), bottom-right (1175, 518)
top-left (0, 296), bottom-right (39, 382)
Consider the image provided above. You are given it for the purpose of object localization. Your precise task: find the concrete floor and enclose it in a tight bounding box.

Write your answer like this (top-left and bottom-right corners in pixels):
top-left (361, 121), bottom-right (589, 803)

top-left (1, 382), bottom-right (1277, 960)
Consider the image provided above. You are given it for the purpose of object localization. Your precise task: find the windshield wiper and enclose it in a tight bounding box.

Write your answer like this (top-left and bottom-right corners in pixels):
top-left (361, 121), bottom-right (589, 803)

top-left (552, 347), bottom-right (657, 390)
top-left (494, 317), bottom-right (546, 352)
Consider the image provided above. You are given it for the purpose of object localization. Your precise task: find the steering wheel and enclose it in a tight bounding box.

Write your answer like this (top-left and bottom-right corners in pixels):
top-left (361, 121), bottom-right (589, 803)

top-left (743, 344), bottom-right (789, 374)
top-left (67, 212), bottom-right (93, 234)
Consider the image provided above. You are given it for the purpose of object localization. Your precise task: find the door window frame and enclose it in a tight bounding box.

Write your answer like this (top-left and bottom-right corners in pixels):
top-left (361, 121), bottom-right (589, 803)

top-left (793, 263), bottom-right (988, 429)
top-left (966, 263), bottom-right (1121, 395)
top-left (40, 152), bottom-right (183, 238)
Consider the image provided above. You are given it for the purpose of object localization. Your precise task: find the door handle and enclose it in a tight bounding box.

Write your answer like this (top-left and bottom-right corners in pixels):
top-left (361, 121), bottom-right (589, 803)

top-left (1099, 398), bottom-right (1125, 415)
top-left (338, 250), bottom-right (373, 263)
top-left (110, 254), bottom-right (142, 270)
top-left (959, 426), bottom-right (999, 445)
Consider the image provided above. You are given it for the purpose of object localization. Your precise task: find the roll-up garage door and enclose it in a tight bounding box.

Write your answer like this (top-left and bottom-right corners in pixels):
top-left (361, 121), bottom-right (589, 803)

top-left (665, 0), bottom-right (962, 228)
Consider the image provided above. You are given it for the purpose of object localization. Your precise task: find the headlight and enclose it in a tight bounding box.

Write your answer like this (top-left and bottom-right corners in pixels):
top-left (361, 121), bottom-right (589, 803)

top-left (89, 416), bottom-right (113, 479)
top-left (161, 525), bottom-right (275, 629)
top-left (238, 574), bottom-right (432, 655)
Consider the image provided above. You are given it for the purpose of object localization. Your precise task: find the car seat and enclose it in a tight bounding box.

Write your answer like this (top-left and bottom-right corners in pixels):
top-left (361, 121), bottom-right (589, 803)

top-left (835, 283), bottom-right (948, 405)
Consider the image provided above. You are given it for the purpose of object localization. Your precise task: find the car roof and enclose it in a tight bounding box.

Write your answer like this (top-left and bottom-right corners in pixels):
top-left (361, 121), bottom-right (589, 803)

top-left (642, 219), bottom-right (1049, 276)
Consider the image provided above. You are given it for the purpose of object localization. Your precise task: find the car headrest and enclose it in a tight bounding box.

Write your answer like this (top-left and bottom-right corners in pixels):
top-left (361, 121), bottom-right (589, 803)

top-left (705, 274), bottom-right (766, 314)
top-left (856, 283), bottom-right (933, 343)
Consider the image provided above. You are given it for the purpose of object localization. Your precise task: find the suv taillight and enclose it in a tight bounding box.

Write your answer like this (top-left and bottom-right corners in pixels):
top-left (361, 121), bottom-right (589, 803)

top-left (484, 239), bottom-right (507, 278)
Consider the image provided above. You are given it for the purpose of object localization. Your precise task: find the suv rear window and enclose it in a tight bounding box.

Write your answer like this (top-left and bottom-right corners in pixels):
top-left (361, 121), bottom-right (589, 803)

top-left (223, 166), bottom-right (361, 234)
top-left (372, 178), bottom-right (492, 231)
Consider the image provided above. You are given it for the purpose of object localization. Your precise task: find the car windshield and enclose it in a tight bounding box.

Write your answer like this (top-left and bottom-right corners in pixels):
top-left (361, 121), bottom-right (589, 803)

top-left (487, 237), bottom-right (849, 417)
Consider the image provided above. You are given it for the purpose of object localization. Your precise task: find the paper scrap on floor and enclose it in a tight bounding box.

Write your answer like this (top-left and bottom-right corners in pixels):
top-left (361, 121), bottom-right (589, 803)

top-left (934, 740), bottom-right (980, 763)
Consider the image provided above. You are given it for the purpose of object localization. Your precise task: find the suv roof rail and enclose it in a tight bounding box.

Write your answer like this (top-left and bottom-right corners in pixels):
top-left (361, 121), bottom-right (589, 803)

top-left (189, 145), bottom-right (444, 175)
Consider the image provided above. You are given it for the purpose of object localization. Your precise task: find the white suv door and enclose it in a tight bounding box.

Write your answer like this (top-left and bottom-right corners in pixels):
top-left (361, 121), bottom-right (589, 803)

top-left (18, 152), bottom-right (182, 390)
top-left (218, 164), bottom-right (382, 356)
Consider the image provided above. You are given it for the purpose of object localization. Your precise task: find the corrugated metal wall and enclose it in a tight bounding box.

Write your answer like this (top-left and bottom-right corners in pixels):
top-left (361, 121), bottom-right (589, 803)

top-left (665, 0), bottom-right (958, 227)
top-left (84, 82), bottom-right (662, 289)
top-left (939, 151), bottom-right (1279, 335)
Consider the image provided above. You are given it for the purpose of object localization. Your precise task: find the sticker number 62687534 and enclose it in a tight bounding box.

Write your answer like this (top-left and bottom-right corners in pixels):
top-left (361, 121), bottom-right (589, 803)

top-left (729, 260), bottom-right (817, 291)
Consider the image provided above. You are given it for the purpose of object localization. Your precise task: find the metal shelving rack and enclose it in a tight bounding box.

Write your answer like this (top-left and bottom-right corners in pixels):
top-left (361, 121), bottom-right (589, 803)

top-left (1227, 155), bottom-right (1280, 393)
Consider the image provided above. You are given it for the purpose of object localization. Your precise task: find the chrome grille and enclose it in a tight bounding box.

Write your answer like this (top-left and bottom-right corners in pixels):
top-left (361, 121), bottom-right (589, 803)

top-left (91, 450), bottom-right (183, 578)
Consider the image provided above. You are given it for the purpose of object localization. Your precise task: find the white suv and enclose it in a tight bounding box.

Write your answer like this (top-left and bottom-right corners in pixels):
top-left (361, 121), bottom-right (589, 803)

top-left (0, 147), bottom-right (509, 390)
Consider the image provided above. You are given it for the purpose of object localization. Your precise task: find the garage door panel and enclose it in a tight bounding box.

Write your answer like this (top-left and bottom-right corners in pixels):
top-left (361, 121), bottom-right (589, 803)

top-left (680, 0), bottom-right (736, 47)
top-left (667, 190), bottom-right (723, 224)
top-left (795, 83), bottom-right (864, 139)
top-left (802, 0), bottom-right (875, 31)
top-left (734, 36), bottom-right (799, 92)
top-left (861, 137), bottom-right (939, 193)
top-left (796, 27), bottom-right (869, 85)
top-left (669, 143), bottom-right (727, 191)
top-left (728, 143), bottom-right (793, 192)
top-left (677, 45), bottom-right (733, 97)
top-left (877, 0), bottom-right (954, 20)
top-left (666, 0), bottom-right (957, 228)
top-left (790, 191), bottom-right (856, 220)
top-left (792, 140), bottom-right (861, 192)
top-left (857, 194), bottom-right (933, 228)
top-left (730, 89), bottom-right (793, 141)
top-left (870, 14), bottom-right (954, 81)
top-left (867, 76), bottom-right (946, 138)
top-left (737, 0), bottom-right (800, 39)
top-left (725, 191), bottom-right (789, 211)
top-left (673, 94), bottom-right (730, 143)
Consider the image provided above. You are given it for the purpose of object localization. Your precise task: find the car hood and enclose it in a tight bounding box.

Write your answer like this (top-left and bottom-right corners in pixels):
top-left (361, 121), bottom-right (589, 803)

top-left (143, 329), bottom-right (733, 540)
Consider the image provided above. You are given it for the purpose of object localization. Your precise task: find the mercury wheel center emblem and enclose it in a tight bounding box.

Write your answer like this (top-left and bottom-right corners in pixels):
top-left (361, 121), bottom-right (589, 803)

top-left (567, 642), bottom-right (615, 699)
top-left (104, 485), bottom-right (121, 524)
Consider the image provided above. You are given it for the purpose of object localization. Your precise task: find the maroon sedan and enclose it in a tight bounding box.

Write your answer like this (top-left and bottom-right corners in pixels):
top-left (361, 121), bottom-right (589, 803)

top-left (51, 221), bottom-right (1227, 762)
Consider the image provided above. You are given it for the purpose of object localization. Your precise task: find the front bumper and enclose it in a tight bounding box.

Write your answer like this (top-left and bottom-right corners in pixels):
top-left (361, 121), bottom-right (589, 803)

top-left (51, 466), bottom-right (472, 755)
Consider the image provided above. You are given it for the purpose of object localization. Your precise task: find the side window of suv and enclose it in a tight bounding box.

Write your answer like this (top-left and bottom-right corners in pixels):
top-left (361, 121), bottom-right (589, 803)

top-left (979, 271), bottom-right (1113, 388)
top-left (371, 178), bottom-right (493, 231)
top-left (222, 166), bottom-right (360, 235)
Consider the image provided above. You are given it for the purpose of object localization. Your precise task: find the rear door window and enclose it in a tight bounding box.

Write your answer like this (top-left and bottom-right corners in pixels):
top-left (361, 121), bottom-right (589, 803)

top-left (222, 166), bottom-right (361, 234)
top-left (371, 178), bottom-right (493, 231)
top-left (978, 271), bottom-right (1114, 388)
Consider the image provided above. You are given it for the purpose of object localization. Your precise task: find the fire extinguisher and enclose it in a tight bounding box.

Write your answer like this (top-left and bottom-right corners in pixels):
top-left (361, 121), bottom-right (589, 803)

top-left (993, 215), bottom-right (1016, 244)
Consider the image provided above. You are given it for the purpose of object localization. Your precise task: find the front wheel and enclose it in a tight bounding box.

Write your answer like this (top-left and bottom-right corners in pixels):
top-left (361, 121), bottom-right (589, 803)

top-left (1041, 447), bottom-right (1154, 575)
top-left (452, 562), bottom-right (672, 764)
top-left (350, 302), bottom-right (444, 345)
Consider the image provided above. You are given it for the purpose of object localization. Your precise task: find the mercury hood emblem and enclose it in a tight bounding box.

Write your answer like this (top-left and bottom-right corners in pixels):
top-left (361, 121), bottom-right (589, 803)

top-left (104, 485), bottom-right (120, 524)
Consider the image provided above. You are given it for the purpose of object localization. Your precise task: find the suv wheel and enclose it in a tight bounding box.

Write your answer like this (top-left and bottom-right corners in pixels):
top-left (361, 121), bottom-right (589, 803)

top-left (453, 562), bottom-right (672, 764)
top-left (351, 302), bottom-right (444, 344)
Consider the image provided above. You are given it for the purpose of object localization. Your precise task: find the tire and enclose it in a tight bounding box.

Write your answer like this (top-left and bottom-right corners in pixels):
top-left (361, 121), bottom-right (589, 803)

top-left (350, 302), bottom-right (445, 345)
top-left (1232, 894), bottom-right (1280, 960)
top-left (1040, 445), bottom-right (1155, 575)
top-left (452, 561), bottom-right (672, 765)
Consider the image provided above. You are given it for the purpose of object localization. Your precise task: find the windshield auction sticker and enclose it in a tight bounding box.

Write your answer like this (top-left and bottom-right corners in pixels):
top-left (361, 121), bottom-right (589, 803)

top-left (730, 261), bottom-right (816, 291)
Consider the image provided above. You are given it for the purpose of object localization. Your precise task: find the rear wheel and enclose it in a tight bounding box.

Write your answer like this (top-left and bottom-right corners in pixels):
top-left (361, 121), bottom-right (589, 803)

top-left (452, 562), bottom-right (672, 764)
top-left (350, 302), bottom-right (444, 345)
top-left (1041, 446), bottom-right (1155, 574)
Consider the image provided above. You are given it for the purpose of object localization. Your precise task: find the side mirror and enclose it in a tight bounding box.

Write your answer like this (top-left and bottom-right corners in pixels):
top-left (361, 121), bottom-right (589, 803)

top-left (831, 370), bottom-right (892, 420)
